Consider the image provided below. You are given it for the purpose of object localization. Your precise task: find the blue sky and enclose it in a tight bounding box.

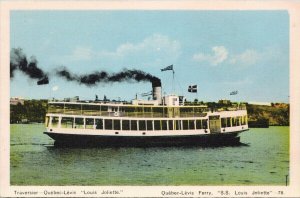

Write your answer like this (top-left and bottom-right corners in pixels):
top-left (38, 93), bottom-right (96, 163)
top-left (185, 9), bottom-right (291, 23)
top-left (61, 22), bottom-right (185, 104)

top-left (10, 11), bottom-right (289, 102)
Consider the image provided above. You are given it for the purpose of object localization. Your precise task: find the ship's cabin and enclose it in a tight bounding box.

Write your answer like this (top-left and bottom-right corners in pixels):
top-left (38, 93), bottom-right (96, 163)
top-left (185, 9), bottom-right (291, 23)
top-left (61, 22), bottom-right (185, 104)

top-left (46, 98), bottom-right (248, 133)
top-left (132, 95), bottom-right (182, 106)
top-left (47, 101), bottom-right (210, 118)
top-left (46, 115), bottom-right (248, 132)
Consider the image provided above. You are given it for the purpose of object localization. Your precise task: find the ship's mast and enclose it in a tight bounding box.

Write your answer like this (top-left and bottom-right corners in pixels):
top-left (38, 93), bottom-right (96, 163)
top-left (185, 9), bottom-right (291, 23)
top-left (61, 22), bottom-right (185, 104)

top-left (172, 69), bottom-right (175, 94)
top-left (161, 64), bottom-right (175, 94)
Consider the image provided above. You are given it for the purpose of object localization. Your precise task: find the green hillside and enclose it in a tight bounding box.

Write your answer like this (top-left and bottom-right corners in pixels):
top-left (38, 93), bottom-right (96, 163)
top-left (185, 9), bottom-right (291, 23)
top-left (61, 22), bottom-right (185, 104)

top-left (10, 99), bottom-right (289, 127)
top-left (246, 103), bottom-right (289, 126)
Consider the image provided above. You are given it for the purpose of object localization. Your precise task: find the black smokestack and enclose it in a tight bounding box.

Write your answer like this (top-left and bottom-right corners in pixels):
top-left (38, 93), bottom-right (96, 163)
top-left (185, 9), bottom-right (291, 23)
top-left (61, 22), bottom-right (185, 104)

top-left (10, 48), bottom-right (49, 85)
top-left (151, 78), bottom-right (161, 87)
top-left (56, 67), bottom-right (161, 87)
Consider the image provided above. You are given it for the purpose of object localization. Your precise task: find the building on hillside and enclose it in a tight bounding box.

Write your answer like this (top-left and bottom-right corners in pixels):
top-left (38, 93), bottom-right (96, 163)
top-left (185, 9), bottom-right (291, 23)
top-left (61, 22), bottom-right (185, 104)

top-left (64, 96), bottom-right (80, 102)
top-left (10, 97), bottom-right (25, 105)
top-left (218, 99), bottom-right (231, 105)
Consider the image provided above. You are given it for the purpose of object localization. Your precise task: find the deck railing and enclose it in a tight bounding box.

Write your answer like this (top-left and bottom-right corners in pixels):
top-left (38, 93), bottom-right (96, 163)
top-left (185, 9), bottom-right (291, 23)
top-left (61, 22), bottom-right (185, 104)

top-left (47, 103), bottom-right (246, 118)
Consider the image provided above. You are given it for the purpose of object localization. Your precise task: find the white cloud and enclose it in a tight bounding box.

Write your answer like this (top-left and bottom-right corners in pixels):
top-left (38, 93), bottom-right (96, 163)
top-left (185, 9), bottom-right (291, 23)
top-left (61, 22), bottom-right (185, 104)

top-left (66, 34), bottom-right (181, 67)
top-left (193, 47), bottom-right (268, 67)
top-left (69, 46), bottom-right (95, 60)
top-left (193, 46), bottom-right (228, 66)
top-left (101, 34), bottom-right (181, 60)
top-left (52, 85), bottom-right (59, 91)
top-left (229, 49), bottom-right (261, 66)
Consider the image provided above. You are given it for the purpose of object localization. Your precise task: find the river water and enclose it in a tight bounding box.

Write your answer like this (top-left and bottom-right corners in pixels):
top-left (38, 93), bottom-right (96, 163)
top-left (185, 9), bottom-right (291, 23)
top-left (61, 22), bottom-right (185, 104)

top-left (10, 124), bottom-right (289, 185)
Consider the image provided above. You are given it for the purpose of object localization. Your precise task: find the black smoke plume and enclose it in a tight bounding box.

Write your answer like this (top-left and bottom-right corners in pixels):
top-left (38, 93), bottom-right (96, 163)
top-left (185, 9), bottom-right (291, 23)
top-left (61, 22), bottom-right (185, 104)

top-left (10, 48), bottom-right (49, 85)
top-left (56, 67), bottom-right (161, 87)
top-left (10, 48), bottom-right (161, 87)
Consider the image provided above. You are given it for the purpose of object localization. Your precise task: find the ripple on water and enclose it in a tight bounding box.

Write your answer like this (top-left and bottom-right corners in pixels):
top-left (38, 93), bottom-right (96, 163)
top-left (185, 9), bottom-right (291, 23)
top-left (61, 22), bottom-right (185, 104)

top-left (240, 160), bottom-right (254, 163)
top-left (10, 125), bottom-right (290, 185)
top-left (238, 179), bottom-right (252, 183)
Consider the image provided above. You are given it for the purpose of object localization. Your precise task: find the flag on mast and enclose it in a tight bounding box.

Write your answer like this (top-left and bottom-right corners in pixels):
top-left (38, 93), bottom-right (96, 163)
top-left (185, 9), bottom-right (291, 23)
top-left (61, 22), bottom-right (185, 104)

top-left (230, 90), bottom-right (238, 95)
top-left (161, 65), bottom-right (173, 72)
top-left (188, 85), bottom-right (197, 93)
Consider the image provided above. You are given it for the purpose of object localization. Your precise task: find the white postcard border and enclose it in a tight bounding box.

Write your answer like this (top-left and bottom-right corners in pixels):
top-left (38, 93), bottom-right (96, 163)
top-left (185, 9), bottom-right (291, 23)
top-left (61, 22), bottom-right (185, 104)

top-left (1, 1), bottom-right (300, 197)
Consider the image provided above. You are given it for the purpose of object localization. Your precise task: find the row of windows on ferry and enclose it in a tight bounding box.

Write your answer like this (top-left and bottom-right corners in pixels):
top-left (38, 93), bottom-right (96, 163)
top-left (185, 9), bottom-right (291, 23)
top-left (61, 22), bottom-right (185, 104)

top-left (48, 104), bottom-right (208, 117)
top-left (47, 116), bottom-right (247, 131)
top-left (221, 116), bottom-right (247, 128)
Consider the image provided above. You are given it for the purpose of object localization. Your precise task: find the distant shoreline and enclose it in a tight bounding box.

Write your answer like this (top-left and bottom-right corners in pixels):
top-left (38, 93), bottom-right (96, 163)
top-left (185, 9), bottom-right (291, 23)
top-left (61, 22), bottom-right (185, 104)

top-left (9, 99), bottom-right (289, 127)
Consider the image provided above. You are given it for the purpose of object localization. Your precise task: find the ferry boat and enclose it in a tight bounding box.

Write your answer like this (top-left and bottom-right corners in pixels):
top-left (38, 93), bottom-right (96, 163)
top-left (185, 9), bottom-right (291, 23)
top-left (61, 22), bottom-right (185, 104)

top-left (44, 83), bottom-right (249, 146)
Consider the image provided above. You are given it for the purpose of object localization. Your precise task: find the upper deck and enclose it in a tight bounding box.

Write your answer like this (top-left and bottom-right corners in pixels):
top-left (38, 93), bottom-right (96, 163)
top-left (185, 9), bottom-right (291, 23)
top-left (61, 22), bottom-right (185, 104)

top-left (47, 101), bottom-right (246, 118)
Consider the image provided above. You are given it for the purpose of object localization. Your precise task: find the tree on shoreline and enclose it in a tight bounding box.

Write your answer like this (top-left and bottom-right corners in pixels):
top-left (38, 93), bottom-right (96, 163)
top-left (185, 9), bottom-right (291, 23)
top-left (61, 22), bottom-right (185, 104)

top-left (10, 99), bottom-right (289, 126)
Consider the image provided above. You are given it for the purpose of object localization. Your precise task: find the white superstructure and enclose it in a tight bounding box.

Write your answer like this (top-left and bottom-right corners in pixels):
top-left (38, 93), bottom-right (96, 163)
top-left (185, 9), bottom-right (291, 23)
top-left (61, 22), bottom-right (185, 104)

top-left (44, 84), bottom-right (249, 146)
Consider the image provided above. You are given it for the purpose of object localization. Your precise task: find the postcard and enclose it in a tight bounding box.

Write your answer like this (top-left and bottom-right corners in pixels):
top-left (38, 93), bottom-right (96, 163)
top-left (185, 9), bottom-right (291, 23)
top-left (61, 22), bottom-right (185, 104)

top-left (1, 0), bottom-right (300, 197)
